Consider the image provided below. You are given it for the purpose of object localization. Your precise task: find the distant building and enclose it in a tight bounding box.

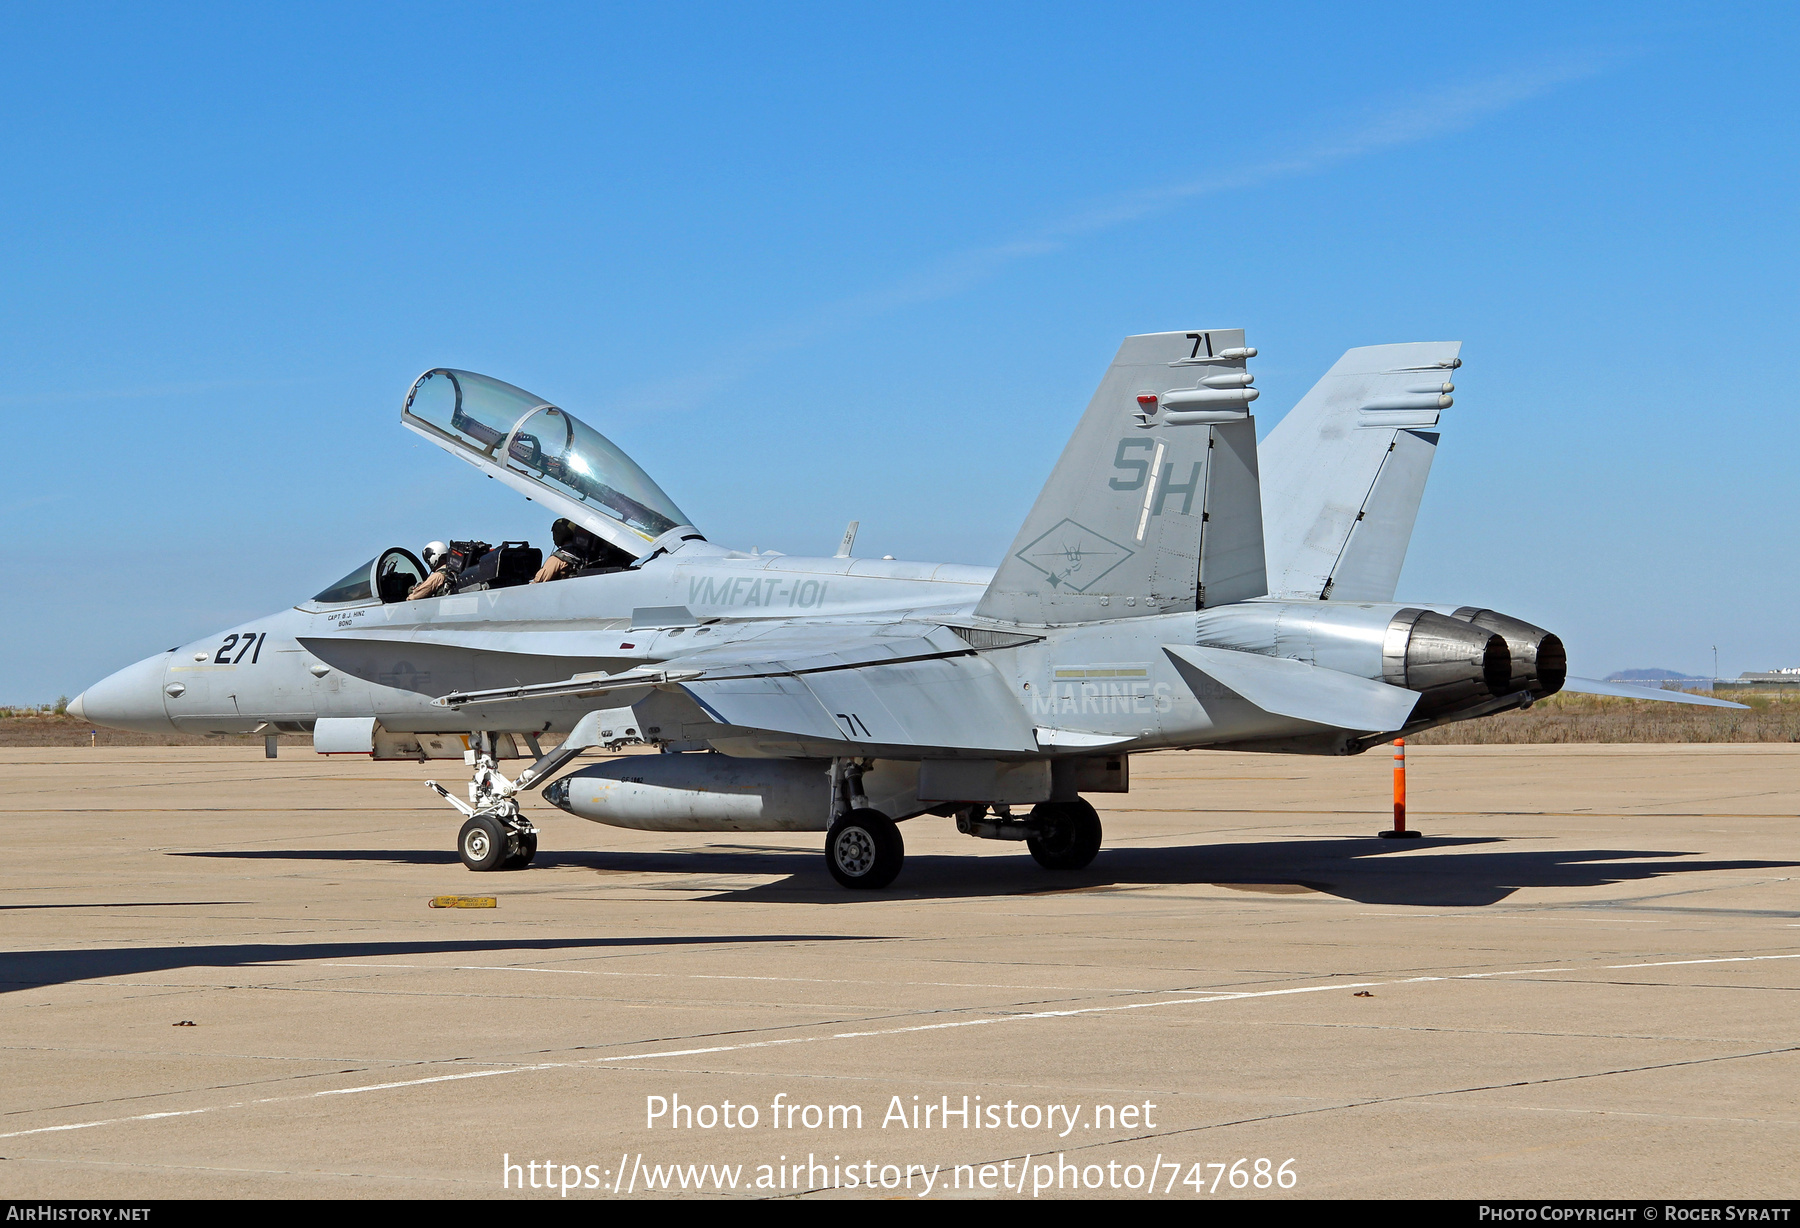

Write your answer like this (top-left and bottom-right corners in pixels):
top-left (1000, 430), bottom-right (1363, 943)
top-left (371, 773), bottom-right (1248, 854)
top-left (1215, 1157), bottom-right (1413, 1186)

top-left (1716, 669), bottom-right (1800, 692)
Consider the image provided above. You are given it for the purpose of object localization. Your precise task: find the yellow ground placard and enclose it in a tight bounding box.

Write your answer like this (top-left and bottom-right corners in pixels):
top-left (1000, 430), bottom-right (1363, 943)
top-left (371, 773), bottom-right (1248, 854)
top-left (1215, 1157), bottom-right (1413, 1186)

top-left (428, 896), bottom-right (496, 909)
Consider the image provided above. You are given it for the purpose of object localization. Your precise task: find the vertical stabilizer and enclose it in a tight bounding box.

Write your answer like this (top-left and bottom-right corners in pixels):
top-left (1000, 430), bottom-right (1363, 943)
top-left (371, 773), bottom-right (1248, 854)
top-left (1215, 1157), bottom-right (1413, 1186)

top-left (1259, 341), bottom-right (1461, 602)
top-left (976, 330), bottom-right (1268, 625)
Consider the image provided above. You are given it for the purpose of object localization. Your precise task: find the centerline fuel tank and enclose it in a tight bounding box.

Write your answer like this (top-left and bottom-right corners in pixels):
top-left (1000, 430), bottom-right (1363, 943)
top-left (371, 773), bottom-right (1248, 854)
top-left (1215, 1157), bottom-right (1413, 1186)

top-left (542, 755), bottom-right (930, 832)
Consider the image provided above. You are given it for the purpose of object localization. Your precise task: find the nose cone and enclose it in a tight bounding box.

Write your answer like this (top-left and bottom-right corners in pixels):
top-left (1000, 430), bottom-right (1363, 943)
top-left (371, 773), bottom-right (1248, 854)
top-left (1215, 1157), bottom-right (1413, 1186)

top-left (78, 652), bottom-right (177, 733)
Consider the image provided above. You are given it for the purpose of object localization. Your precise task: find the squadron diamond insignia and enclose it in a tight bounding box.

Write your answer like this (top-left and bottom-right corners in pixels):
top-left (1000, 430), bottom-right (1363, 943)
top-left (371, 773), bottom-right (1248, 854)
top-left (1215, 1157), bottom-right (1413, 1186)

top-left (1013, 519), bottom-right (1134, 592)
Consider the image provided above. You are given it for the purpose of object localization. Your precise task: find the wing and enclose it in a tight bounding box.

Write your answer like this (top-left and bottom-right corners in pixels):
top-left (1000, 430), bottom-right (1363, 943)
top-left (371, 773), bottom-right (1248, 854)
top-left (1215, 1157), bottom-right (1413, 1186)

top-left (678, 652), bottom-right (1039, 753)
top-left (375, 619), bottom-right (1041, 754)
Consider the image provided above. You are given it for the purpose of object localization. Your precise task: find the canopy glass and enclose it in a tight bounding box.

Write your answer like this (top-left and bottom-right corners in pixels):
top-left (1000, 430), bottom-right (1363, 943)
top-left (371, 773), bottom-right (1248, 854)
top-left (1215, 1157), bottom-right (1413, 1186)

top-left (402, 369), bottom-right (691, 548)
top-left (312, 547), bottom-right (428, 605)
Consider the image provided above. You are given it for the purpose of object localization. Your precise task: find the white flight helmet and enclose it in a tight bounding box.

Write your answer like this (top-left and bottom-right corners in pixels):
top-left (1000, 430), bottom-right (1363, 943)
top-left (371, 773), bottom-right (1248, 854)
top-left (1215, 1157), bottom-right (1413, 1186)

top-left (422, 541), bottom-right (449, 569)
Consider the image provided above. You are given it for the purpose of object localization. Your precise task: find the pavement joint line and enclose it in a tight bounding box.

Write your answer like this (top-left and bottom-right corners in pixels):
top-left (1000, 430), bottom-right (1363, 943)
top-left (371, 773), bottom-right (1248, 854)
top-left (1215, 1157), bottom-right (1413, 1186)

top-left (279, 950), bottom-right (1800, 988)
top-left (1602, 953), bottom-right (1800, 969)
top-left (16, 948), bottom-right (1794, 1141)
top-left (299, 960), bottom-right (1259, 995)
top-left (1, 981), bottom-right (1398, 1144)
top-left (1448, 1103), bottom-right (1800, 1127)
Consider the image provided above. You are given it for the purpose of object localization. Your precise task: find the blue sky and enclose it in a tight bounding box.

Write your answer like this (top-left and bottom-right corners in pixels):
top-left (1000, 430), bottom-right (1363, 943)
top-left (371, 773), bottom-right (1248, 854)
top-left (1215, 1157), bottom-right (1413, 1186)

top-left (3, 3), bottom-right (1795, 701)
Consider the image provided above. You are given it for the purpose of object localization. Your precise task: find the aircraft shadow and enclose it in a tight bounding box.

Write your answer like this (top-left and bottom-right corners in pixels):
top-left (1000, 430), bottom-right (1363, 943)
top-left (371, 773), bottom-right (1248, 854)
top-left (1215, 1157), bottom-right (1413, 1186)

top-left (1, 934), bottom-right (868, 994)
top-left (173, 849), bottom-right (462, 866)
top-left (157, 840), bottom-right (1800, 911)
top-left (170, 846), bottom-right (829, 876)
top-left (558, 837), bottom-right (1799, 909)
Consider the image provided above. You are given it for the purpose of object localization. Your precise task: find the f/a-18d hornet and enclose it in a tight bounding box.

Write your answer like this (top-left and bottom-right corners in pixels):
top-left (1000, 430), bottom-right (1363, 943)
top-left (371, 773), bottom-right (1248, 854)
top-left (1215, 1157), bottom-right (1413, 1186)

top-left (72, 330), bottom-right (1735, 888)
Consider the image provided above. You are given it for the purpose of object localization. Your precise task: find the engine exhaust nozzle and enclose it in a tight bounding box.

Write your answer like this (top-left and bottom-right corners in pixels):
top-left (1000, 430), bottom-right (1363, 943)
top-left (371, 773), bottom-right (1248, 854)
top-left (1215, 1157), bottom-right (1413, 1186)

top-left (1382, 609), bottom-right (1511, 719)
top-left (1451, 608), bottom-right (1567, 698)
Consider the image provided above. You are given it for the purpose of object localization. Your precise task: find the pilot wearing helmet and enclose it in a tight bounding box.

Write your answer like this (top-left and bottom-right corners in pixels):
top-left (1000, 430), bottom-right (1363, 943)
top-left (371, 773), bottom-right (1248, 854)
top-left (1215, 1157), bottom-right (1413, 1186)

top-left (406, 541), bottom-right (456, 600)
top-left (532, 518), bottom-right (630, 583)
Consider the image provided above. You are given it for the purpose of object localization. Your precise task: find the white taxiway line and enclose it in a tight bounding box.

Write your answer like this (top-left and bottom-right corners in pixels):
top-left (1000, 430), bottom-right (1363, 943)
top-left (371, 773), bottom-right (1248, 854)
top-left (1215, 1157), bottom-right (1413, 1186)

top-left (0, 1068), bottom-right (553, 1141)
top-left (3, 951), bottom-right (1794, 1142)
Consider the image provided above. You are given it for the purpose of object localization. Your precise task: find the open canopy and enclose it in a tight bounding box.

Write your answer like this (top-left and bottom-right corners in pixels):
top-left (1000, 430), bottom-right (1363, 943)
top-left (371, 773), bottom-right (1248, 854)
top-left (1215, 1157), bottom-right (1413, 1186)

top-left (401, 368), bottom-right (696, 559)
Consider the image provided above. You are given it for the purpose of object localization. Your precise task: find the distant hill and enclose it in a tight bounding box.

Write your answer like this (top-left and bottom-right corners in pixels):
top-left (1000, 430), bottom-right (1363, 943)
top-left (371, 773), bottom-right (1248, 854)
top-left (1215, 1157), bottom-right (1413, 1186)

top-left (1606, 668), bottom-right (1708, 681)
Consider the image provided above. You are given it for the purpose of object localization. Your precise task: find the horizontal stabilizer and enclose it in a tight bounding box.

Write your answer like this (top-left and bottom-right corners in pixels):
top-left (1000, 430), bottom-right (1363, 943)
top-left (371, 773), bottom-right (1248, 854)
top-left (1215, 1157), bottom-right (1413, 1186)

top-left (1561, 677), bottom-right (1748, 709)
top-left (1164, 644), bottom-right (1421, 732)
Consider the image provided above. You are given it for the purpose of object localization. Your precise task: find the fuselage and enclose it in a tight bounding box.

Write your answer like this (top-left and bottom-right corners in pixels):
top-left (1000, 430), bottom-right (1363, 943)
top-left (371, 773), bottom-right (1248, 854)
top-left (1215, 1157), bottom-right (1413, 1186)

top-left (75, 547), bottom-right (993, 737)
top-left (72, 538), bottom-right (1541, 762)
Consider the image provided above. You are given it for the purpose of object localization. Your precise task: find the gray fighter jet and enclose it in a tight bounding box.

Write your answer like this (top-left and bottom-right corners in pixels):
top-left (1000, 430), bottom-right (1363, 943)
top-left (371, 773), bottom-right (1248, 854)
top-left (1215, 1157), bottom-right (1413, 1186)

top-left (72, 331), bottom-right (1735, 888)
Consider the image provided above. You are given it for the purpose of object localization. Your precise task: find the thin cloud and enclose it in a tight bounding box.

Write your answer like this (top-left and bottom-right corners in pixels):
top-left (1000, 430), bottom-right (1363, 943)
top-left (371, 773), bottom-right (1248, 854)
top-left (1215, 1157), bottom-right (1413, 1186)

top-left (0, 377), bottom-right (273, 409)
top-left (613, 54), bottom-right (1611, 414)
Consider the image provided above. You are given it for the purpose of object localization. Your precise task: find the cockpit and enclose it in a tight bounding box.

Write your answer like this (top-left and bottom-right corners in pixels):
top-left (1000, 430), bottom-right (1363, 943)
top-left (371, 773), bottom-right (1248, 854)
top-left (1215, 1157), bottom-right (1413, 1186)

top-left (309, 541), bottom-right (552, 606)
top-left (312, 548), bottom-right (433, 605)
top-left (308, 370), bottom-right (700, 608)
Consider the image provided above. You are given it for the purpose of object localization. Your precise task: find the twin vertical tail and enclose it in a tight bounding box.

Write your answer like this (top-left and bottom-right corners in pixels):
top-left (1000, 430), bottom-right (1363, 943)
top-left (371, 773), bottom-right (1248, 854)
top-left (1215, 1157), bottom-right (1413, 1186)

top-left (1259, 341), bottom-right (1462, 602)
top-left (976, 329), bottom-right (1268, 625)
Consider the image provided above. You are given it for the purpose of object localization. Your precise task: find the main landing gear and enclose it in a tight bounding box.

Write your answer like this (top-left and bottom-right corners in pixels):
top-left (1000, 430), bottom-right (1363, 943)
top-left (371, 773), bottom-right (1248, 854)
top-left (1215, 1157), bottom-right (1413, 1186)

top-left (827, 808), bottom-right (905, 889)
top-left (825, 760), bottom-right (905, 889)
top-left (819, 761), bottom-right (1107, 890)
top-left (1024, 800), bottom-right (1104, 870)
top-left (955, 799), bottom-right (1103, 871)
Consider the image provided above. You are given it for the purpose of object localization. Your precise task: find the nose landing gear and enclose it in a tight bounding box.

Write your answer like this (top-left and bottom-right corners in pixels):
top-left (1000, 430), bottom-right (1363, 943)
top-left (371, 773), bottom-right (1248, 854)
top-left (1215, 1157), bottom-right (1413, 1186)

top-left (424, 711), bottom-right (638, 872)
top-left (427, 733), bottom-right (542, 871)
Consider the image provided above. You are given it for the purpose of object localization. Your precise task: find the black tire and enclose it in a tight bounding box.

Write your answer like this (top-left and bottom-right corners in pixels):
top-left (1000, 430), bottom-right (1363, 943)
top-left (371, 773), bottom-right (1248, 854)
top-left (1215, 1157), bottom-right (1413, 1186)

top-left (825, 809), bottom-right (904, 889)
top-left (501, 830), bottom-right (538, 870)
top-left (458, 815), bottom-right (509, 872)
top-left (1026, 799), bottom-right (1102, 870)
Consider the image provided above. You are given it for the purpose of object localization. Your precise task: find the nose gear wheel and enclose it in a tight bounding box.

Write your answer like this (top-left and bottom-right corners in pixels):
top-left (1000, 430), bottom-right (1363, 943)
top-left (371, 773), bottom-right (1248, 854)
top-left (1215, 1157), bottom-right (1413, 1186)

top-left (430, 736), bottom-right (541, 872)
